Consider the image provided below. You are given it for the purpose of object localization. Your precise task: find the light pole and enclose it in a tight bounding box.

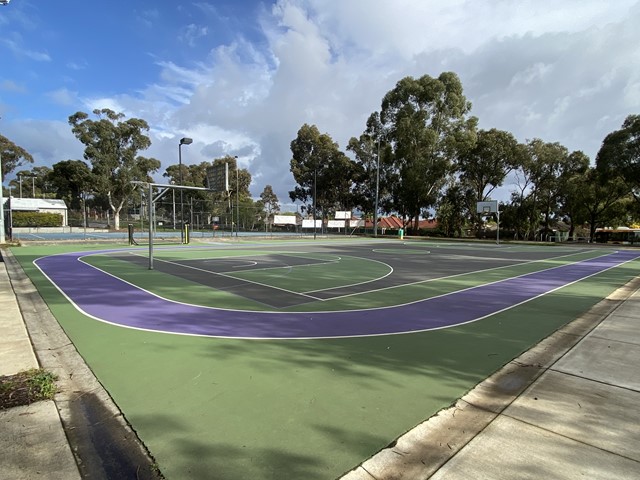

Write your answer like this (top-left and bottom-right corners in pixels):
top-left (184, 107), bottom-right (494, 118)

top-left (0, 152), bottom-right (5, 245)
top-left (171, 184), bottom-right (176, 230)
top-left (178, 137), bottom-right (192, 243)
top-left (18, 174), bottom-right (36, 197)
top-left (313, 167), bottom-right (317, 240)
top-left (374, 138), bottom-right (380, 237)
top-left (81, 192), bottom-right (87, 238)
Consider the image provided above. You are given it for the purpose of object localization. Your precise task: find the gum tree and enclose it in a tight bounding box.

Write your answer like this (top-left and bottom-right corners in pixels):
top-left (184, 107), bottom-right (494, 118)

top-left (596, 114), bottom-right (640, 205)
top-left (380, 72), bottom-right (477, 231)
top-left (456, 128), bottom-right (524, 234)
top-left (0, 134), bottom-right (33, 178)
top-left (47, 160), bottom-right (94, 210)
top-left (259, 185), bottom-right (280, 230)
top-left (68, 109), bottom-right (160, 230)
top-left (289, 124), bottom-right (355, 220)
top-left (347, 112), bottom-right (393, 222)
top-left (569, 167), bottom-right (629, 240)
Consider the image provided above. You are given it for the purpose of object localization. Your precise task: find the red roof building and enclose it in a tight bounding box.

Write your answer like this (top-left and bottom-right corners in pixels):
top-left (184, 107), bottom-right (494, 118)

top-left (363, 216), bottom-right (438, 232)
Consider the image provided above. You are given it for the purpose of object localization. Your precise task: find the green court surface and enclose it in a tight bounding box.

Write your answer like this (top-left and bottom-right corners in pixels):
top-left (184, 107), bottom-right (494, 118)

top-left (11, 239), bottom-right (640, 479)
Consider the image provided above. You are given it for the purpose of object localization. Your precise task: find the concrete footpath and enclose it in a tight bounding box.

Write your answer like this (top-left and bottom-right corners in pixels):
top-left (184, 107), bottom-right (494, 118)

top-left (1, 245), bottom-right (639, 479)
top-left (0, 254), bottom-right (81, 479)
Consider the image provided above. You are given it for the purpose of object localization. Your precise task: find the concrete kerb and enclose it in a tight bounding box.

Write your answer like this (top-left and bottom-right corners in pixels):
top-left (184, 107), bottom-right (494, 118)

top-left (340, 274), bottom-right (640, 480)
top-left (3, 248), bottom-right (162, 480)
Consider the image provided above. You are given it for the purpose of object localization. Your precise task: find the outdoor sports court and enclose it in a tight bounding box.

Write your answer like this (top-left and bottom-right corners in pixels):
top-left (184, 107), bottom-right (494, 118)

top-left (12, 238), bottom-right (640, 479)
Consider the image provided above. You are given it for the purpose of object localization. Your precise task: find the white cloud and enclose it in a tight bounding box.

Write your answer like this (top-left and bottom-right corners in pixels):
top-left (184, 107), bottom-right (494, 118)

top-left (180, 24), bottom-right (209, 47)
top-left (5, 0), bottom-right (640, 209)
top-left (1, 34), bottom-right (51, 62)
top-left (0, 79), bottom-right (27, 93)
top-left (66, 60), bottom-right (88, 71)
top-left (1, 120), bottom-right (84, 175)
top-left (143, 1), bottom-right (637, 203)
top-left (509, 63), bottom-right (553, 87)
top-left (83, 97), bottom-right (127, 116)
top-left (47, 88), bottom-right (78, 106)
top-left (135, 8), bottom-right (160, 29)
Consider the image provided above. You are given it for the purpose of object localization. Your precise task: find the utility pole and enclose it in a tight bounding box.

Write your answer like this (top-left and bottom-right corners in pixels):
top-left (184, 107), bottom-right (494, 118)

top-left (236, 165), bottom-right (239, 238)
top-left (178, 137), bottom-right (193, 243)
top-left (374, 138), bottom-right (380, 237)
top-left (0, 151), bottom-right (5, 244)
top-left (313, 168), bottom-right (317, 240)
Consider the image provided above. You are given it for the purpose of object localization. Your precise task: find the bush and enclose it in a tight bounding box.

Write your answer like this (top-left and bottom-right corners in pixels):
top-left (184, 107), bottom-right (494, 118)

top-left (12, 211), bottom-right (63, 227)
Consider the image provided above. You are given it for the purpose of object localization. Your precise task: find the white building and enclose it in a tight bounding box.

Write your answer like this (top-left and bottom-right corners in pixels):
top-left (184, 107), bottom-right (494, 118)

top-left (6, 198), bottom-right (69, 226)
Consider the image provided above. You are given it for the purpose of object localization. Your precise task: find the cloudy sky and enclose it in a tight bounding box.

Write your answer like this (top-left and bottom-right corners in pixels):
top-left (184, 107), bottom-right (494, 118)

top-left (1, 0), bottom-right (639, 209)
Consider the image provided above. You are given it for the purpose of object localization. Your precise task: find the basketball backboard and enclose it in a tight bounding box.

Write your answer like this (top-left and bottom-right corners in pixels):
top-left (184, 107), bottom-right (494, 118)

top-left (476, 200), bottom-right (498, 214)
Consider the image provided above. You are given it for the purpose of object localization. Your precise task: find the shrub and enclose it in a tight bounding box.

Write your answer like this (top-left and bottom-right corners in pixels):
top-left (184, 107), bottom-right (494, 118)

top-left (12, 211), bottom-right (63, 227)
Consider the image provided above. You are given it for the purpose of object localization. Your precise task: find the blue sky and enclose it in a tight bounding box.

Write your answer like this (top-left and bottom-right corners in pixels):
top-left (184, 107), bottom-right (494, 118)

top-left (2, 0), bottom-right (640, 209)
top-left (1, 1), bottom-right (267, 118)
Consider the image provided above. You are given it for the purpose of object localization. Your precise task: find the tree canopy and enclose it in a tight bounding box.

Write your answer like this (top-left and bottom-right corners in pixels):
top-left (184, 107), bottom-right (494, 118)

top-left (0, 134), bottom-right (34, 177)
top-left (3, 70), bottom-right (638, 239)
top-left (68, 108), bottom-right (160, 230)
top-left (47, 160), bottom-right (94, 209)
top-left (289, 124), bottom-right (355, 219)
top-left (596, 114), bottom-right (640, 205)
top-left (380, 72), bottom-right (477, 229)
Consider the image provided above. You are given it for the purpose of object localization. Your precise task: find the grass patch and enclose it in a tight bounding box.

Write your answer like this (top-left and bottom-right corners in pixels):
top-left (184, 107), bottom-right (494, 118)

top-left (0, 368), bottom-right (58, 409)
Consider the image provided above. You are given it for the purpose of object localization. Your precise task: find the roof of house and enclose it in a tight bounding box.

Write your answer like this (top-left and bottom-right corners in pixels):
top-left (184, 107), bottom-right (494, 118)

top-left (364, 216), bottom-right (438, 229)
top-left (6, 198), bottom-right (68, 210)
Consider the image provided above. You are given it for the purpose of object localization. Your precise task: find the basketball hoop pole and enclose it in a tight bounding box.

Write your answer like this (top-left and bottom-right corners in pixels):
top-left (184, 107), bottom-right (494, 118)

top-left (148, 182), bottom-right (153, 269)
top-left (313, 168), bottom-right (317, 240)
top-left (131, 180), bottom-right (215, 270)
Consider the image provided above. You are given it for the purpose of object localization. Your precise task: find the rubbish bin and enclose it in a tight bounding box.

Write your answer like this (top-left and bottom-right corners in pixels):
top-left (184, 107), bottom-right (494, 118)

top-left (398, 228), bottom-right (404, 240)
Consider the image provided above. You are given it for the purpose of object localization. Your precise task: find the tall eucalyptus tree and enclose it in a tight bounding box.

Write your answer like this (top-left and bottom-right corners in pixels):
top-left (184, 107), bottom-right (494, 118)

top-left (68, 109), bottom-right (160, 230)
top-left (380, 72), bottom-right (476, 230)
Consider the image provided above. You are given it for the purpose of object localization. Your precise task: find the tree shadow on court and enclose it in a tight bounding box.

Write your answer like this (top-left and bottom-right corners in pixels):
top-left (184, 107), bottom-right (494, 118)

top-left (129, 412), bottom-right (389, 480)
top-left (193, 322), bottom-right (541, 388)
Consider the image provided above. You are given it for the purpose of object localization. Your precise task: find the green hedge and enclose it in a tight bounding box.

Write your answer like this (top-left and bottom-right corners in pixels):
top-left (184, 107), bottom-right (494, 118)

top-left (12, 211), bottom-right (63, 227)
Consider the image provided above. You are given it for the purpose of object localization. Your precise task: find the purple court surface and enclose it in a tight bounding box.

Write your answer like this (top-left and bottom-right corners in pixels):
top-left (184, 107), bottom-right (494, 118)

top-left (35, 249), bottom-right (640, 339)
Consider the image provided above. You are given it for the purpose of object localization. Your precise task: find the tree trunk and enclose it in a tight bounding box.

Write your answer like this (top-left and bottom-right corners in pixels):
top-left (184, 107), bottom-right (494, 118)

top-left (567, 214), bottom-right (575, 240)
top-left (111, 204), bottom-right (124, 231)
top-left (107, 192), bottom-right (126, 231)
top-left (589, 212), bottom-right (598, 243)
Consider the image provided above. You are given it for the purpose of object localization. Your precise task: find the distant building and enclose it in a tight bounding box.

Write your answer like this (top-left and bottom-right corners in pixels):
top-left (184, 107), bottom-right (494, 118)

top-left (364, 215), bottom-right (439, 233)
top-left (5, 197), bottom-right (69, 226)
